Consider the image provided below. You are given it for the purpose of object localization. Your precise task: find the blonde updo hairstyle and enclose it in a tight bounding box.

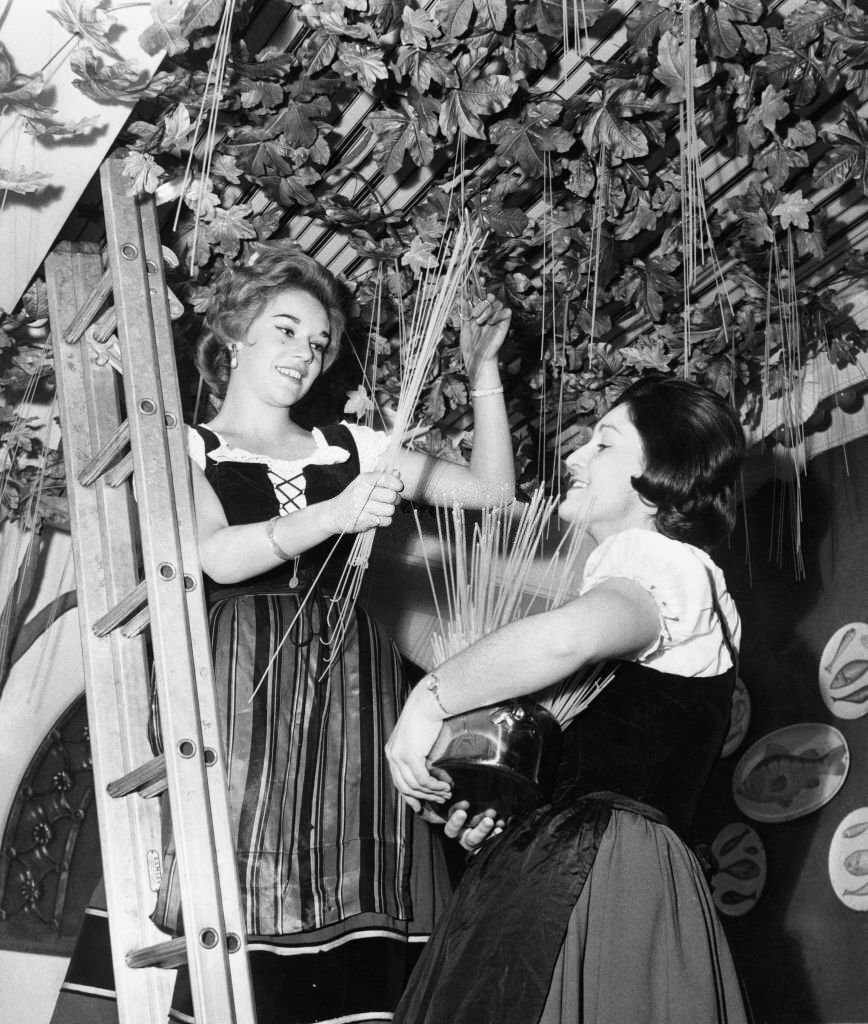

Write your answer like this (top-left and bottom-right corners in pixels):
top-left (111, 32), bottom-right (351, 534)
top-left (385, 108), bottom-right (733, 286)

top-left (197, 250), bottom-right (351, 398)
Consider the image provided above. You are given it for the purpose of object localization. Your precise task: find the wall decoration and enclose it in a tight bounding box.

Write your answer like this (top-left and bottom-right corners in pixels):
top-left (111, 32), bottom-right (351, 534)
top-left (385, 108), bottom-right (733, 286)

top-left (709, 822), bottom-right (767, 918)
top-left (818, 622), bottom-right (868, 720)
top-left (721, 676), bottom-right (751, 758)
top-left (732, 723), bottom-right (850, 824)
top-left (0, 695), bottom-right (100, 955)
top-left (828, 808), bottom-right (868, 911)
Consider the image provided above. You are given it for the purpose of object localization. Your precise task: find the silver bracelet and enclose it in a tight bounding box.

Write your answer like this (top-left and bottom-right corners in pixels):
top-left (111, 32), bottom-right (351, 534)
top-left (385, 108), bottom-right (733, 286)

top-left (469, 385), bottom-right (504, 398)
top-left (265, 515), bottom-right (293, 561)
top-left (425, 673), bottom-right (451, 716)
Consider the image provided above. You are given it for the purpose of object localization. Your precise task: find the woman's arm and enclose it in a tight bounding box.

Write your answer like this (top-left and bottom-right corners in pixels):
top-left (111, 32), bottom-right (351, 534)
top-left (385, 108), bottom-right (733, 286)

top-left (385, 577), bottom-right (661, 811)
top-left (191, 460), bottom-right (403, 584)
top-left (397, 297), bottom-right (515, 509)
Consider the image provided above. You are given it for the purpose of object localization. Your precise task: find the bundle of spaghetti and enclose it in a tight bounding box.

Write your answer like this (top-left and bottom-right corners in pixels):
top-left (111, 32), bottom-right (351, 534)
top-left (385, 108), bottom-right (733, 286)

top-left (417, 488), bottom-right (611, 725)
top-left (325, 220), bottom-right (487, 653)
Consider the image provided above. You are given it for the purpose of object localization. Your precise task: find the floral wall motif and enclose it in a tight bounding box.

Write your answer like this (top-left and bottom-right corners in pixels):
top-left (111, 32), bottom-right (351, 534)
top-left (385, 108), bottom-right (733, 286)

top-left (0, 695), bottom-right (99, 955)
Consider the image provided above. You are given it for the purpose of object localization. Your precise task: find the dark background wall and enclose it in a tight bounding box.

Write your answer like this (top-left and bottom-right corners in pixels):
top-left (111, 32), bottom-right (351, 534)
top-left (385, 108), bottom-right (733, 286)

top-left (696, 436), bottom-right (868, 1024)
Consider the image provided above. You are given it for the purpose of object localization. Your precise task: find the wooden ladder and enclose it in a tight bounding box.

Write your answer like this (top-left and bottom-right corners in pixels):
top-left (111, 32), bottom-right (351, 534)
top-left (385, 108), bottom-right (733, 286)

top-left (45, 156), bottom-right (257, 1024)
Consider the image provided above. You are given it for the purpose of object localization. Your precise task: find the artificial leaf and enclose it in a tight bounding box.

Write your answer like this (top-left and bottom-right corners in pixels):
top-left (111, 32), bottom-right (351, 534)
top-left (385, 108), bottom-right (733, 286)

top-left (401, 6), bottom-right (441, 47)
top-left (0, 43), bottom-right (45, 108)
top-left (280, 101), bottom-right (320, 148)
top-left (755, 139), bottom-right (809, 187)
top-left (702, 0), bottom-right (764, 60)
top-left (618, 338), bottom-right (672, 372)
top-left (786, 120), bottom-right (816, 148)
top-left (784, 0), bottom-right (840, 48)
top-left (434, 0), bottom-right (475, 37)
top-left (626, 1), bottom-right (678, 51)
top-left (581, 103), bottom-right (648, 160)
top-left (0, 167), bottom-right (51, 194)
top-left (49, 0), bottom-right (121, 60)
top-left (161, 103), bottom-right (194, 154)
top-left (758, 28), bottom-right (836, 107)
top-left (179, 0), bottom-right (226, 36)
top-left (24, 115), bottom-right (101, 139)
top-left (299, 30), bottom-right (340, 74)
top-left (274, 168), bottom-right (322, 206)
top-left (516, 0), bottom-right (607, 38)
top-left (489, 99), bottom-right (573, 177)
top-left (474, 0), bottom-right (509, 31)
top-left (755, 84), bottom-right (790, 132)
top-left (813, 142), bottom-right (865, 192)
top-left (370, 0), bottom-right (406, 35)
top-left (438, 59), bottom-right (516, 140)
top-left (333, 43), bottom-right (389, 92)
top-left (121, 151), bottom-right (164, 195)
top-left (480, 198), bottom-right (529, 237)
top-left (614, 188), bottom-right (657, 239)
top-left (183, 177), bottom-right (220, 219)
top-left (139, 0), bottom-right (191, 56)
top-left (506, 32), bottom-right (549, 73)
top-left (344, 385), bottom-right (375, 419)
top-left (402, 236), bottom-right (439, 274)
top-left (653, 31), bottom-right (712, 103)
top-left (368, 101), bottom-right (437, 174)
top-left (393, 46), bottom-right (459, 90)
top-left (69, 49), bottom-right (151, 103)
top-left (205, 204), bottom-right (258, 257)
top-left (240, 81), bottom-right (285, 110)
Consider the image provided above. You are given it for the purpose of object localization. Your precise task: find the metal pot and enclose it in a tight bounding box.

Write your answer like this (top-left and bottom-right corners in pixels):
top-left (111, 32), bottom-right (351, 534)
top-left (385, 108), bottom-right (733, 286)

top-left (427, 699), bottom-right (562, 821)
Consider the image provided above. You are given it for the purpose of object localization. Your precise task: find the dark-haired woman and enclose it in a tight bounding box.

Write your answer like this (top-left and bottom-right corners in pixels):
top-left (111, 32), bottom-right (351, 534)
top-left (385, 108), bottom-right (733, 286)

top-left (387, 376), bottom-right (752, 1024)
top-left (145, 250), bottom-right (516, 1024)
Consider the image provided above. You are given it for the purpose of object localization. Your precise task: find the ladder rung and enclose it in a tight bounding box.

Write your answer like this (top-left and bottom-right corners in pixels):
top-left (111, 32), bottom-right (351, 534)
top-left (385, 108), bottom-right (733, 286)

top-left (104, 451), bottom-right (134, 488)
top-left (126, 936), bottom-right (187, 970)
top-left (121, 604), bottom-right (151, 638)
top-left (91, 306), bottom-right (118, 343)
top-left (107, 755), bottom-right (166, 798)
top-left (78, 420), bottom-right (130, 486)
top-left (92, 579), bottom-right (148, 636)
top-left (63, 267), bottom-right (113, 345)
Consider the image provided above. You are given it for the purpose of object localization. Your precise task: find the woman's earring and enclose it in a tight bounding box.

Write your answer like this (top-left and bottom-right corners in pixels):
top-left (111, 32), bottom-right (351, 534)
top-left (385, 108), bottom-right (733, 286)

top-left (228, 344), bottom-right (238, 369)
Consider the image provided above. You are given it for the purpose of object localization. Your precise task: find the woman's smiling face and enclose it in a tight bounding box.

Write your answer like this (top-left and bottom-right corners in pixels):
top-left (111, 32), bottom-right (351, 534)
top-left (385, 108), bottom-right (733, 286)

top-left (558, 403), bottom-right (656, 541)
top-left (232, 287), bottom-right (332, 406)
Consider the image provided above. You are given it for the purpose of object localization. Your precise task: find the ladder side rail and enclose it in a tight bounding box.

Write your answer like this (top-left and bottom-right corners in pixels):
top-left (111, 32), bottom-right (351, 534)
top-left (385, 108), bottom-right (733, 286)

top-left (46, 245), bottom-right (173, 1024)
top-left (131, 160), bottom-right (258, 1021)
top-left (101, 167), bottom-right (255, 1024)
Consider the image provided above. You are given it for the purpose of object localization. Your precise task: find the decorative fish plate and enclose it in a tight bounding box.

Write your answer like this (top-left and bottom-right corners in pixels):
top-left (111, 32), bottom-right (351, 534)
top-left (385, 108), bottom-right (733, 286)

top-left (709, 822), bottom-right (767, 917)
top-left (818, 622), bottom-right (868, 720)
top-left (828, 808), bottom-right (868, 911)
top-left (720, 676), bottom-right (751, 758)
top-left (732, 723), bottom-right (850, 824)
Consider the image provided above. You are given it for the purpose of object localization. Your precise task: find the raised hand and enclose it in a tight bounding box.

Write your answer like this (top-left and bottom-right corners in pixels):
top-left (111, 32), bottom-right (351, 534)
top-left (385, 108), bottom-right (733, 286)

top-left (459, 294), bottom-right (511, 385)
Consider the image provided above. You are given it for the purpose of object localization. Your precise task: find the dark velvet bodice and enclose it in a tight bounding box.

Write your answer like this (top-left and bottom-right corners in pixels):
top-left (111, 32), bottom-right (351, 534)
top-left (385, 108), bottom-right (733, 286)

top-left (196, 422), bottom-right (361, 596)
top-left (554, 659), bottom-right (736, 837)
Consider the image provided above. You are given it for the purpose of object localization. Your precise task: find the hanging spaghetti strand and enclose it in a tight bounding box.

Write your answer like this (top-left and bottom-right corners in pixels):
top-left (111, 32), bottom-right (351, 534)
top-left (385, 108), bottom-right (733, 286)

top-left (325, 220), bottom-right (488, 655)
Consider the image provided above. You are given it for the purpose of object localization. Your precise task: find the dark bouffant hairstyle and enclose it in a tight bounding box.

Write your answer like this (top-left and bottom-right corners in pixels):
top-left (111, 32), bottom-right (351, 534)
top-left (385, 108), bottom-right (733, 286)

top-left (612, 375), bottom-right (746, 549)
top-left (197, 250), bottom-right (352, 397)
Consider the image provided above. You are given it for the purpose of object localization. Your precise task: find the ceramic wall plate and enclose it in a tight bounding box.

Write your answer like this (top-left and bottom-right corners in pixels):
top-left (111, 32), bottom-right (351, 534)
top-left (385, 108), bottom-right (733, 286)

top-left (710, 822), bottom-right (766, 917)
top-left (721, 677), bottom-right (751, 758)
top-left (818, 622), bottom-right (868, 720)
top-left (828, 809), bottom-right (868, 911)
top-left (732, 723), bottom-right (850, 823)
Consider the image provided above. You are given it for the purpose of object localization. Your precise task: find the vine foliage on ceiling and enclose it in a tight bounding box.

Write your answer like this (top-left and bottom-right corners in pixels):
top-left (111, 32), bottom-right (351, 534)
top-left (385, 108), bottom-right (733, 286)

top-left (3, 0), bottom-right (868, 527)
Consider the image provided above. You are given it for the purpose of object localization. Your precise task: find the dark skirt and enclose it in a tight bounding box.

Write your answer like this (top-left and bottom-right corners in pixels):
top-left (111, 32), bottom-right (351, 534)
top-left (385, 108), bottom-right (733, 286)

top-left (51, 587), bottom-right (451, 1024)
top-left (394, 796), bottom-right (751, 1024)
